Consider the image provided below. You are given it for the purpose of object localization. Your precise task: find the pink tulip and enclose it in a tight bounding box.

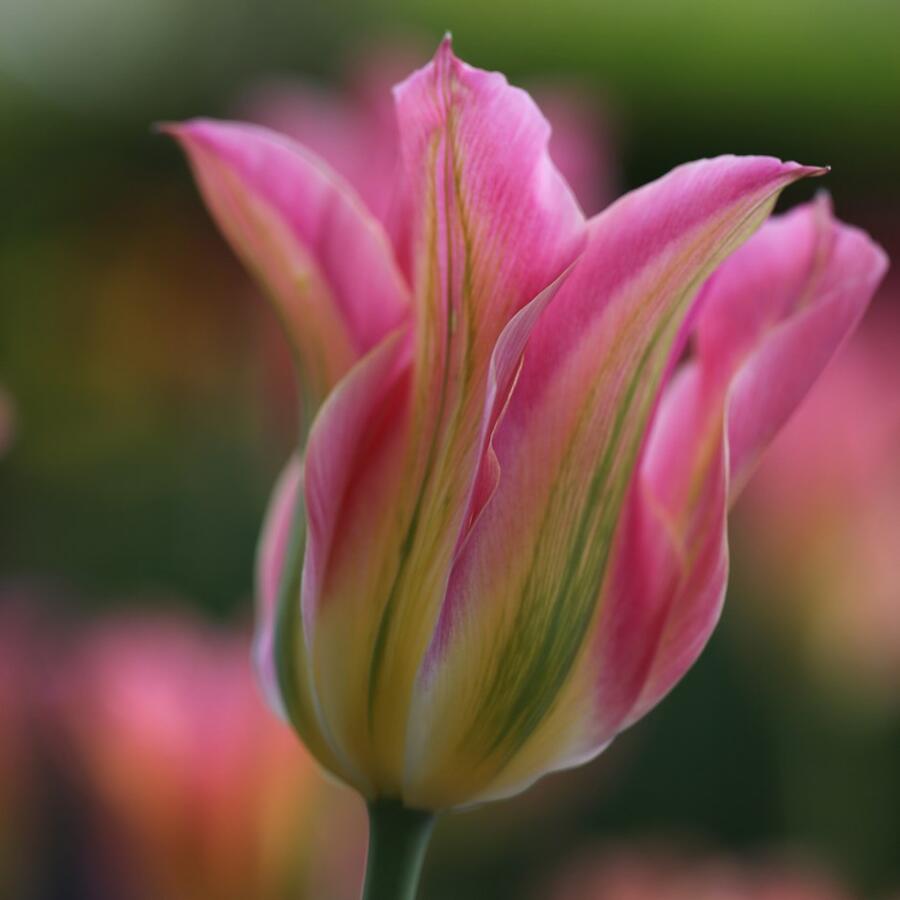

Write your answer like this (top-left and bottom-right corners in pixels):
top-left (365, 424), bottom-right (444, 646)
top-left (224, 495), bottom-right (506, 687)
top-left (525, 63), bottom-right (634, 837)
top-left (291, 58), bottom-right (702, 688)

top-left (167, 39), bottom-right (887, 812)
top-left (57, 615), bottom-right (364, 900)
top-left (545, 846), bottom-right (853, 900)
top-left (736, 305), bottom-right (900, 708)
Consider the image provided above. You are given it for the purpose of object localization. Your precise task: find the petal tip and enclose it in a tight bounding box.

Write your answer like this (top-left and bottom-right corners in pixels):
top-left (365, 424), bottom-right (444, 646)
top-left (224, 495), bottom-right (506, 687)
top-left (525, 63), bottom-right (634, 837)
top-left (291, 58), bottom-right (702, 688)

top-left (393, 33), bottom-right (458, 102)
top-left (798, 162), bottom-right (830, 178)
top-left (763, 159), bottom-right (827, 183)
top-left (435, 31), bottom-right (460, 74)
top-left (155, 118), bottom-right (215, 147)
top-left (154, 120), bottom-right (196, 143)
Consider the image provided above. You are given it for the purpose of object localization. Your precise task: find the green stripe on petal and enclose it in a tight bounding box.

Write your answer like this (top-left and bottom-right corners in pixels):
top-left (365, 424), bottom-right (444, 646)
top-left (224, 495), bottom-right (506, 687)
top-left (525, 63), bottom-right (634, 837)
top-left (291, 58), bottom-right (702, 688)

top-left (405, 156), bottom-right (824, 809)
top-left (301, 38), bottom-right (586, 796)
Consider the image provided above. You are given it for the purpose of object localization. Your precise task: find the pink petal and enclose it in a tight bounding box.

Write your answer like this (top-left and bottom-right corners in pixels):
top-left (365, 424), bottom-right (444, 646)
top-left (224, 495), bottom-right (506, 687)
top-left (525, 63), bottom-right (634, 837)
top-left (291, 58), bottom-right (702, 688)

top-left (254, 328), bottom-right (412, 795)
top-left (242, 49), bottom-right (613, 257)
top-left (253, 454), bottom-right (347, 777)
top-left (302, 331), bottom-right (411, 637)
top-left (300, 329), bottom-right (412, 796)
top-left (719, 199), bottom-right (890, 494)
top-left (237, 44), bottom-right (416, 240)
top-left (296, 38), bottom-right (588, 793)
top-left (622, 196), bottom-right (888, 725)
top-left (254, 455), bottom-right (303, 719)
top-left (394, 37), bottom-right (586, 363)
top-left (405, 155), bottom-right (823, 808)
top-left (164, 119), bottom-right (410, 403)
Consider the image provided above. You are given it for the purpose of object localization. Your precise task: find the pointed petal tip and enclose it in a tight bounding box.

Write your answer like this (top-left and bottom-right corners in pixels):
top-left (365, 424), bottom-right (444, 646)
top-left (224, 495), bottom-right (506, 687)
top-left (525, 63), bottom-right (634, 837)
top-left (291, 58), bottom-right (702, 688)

top-left (158, 117), bottom-right (265, 148)
top-left (392, 33), bottom-right (458, 101)
top-left (434, 31), bottom-right (459, 72)
top-left (782, 160), bottom-right (829, 180)
top-left (155, 118), bottom-right (212, 145)
top-left (154, 120), bottom-right (199, 141)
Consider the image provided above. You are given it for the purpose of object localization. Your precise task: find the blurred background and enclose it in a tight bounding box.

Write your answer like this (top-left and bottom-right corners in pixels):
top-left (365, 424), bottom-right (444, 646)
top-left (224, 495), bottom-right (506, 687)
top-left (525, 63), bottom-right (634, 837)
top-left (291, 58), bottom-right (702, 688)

top-left (2, 1), bottom-right (899, 898)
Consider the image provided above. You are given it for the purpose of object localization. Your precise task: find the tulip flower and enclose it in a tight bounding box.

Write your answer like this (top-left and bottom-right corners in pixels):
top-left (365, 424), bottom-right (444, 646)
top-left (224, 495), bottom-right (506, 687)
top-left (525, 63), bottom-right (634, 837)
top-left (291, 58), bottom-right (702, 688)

top-left (167, 37), bottom-right (887, 899)
top-left (57, 616), bottom-right (364, 900)
top-left (735, 307), bottom-right (900, 711)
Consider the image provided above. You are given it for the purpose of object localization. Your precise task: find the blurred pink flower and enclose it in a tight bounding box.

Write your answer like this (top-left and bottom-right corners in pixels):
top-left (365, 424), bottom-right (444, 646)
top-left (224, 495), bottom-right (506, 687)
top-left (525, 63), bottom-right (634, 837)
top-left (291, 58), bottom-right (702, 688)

top-left (736, 306), bottom-right (900, 709)
top-left (0, 386), bottom-right (14, 455)
top-left (0, 599), bottom-right (41, 899)
top-left (168, 39), bottom-right (886, 811)
top-left (545, 845), bottom-right (853, 900)
top-left (56, 615), bottom-right (365, 900)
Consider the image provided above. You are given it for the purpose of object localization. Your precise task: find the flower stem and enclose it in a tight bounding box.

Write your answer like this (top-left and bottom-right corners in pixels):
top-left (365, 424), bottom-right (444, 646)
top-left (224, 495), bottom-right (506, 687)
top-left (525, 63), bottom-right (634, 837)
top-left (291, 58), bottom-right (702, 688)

top-left (362, 799), bottom-right (436, 900)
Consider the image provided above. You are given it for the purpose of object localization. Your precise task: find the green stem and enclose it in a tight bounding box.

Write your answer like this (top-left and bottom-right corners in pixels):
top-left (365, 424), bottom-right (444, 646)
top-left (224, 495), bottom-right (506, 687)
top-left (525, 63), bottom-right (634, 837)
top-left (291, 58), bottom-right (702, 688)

top-left (362, 799), bottom-right (436, 900)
